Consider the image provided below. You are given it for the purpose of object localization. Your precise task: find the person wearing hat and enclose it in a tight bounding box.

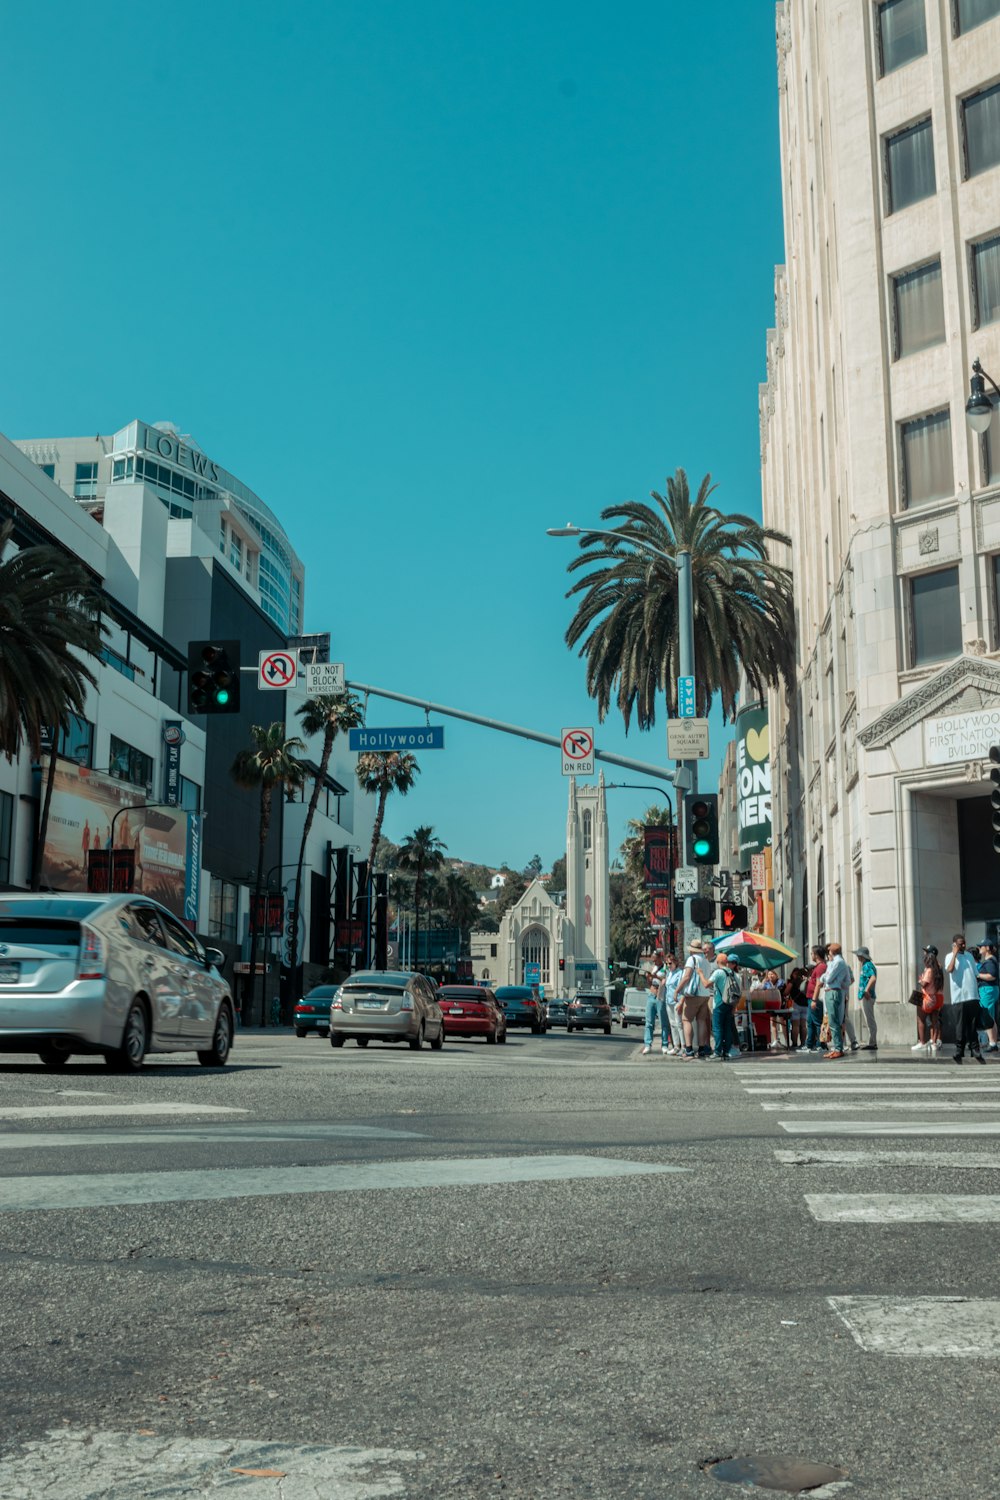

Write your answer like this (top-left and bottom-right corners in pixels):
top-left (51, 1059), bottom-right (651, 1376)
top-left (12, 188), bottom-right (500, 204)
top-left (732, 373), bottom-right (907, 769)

top-left (914, 945), bottom-right (944, 1054)
top-left (677, 939), bottom-right (713, 1059)
top-left (854, 947), bottom-right (878, 1051)
top-left (710, 952), bottom-right (741, 1059)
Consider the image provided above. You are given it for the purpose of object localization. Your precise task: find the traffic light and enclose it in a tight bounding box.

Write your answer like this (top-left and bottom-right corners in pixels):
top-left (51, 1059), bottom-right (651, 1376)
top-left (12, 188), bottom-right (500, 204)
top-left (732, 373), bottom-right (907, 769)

top-left (990, 746), bottom-right (1000, 855)
top-left (559, 958), bottom-right (565, 972)
top-left (187, 640), bottom-right (241, 715)
top-left (607, 958), bottom-right (616, 976)
top-left (690, 896), bottom-right (714, 928)
top-left (687, 793), bottom-right (719, 865)
top-left (720, 902), bottom-right (749, 932)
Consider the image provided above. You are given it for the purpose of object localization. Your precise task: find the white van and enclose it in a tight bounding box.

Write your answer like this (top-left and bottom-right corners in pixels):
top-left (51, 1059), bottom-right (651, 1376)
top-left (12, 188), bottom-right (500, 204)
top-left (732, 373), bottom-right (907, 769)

top-left (620, 987), bottom-right (648, 1028)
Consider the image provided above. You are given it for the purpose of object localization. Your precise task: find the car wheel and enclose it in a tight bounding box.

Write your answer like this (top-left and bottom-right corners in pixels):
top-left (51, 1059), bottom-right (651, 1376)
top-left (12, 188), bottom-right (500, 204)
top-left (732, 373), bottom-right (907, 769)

top-left (198, 1005), bottom-right (233, 1068)
top-left (295, 1027), bottom-right (306, 1038)
top-left (106, 998), bottom-right (148, 1072)
top-left (38, 1043), bottom-right (71, 1070)
top-left (356, 1037), bottom-right (369, 1048)
top-left (430, 1023), bottom-right (444, 1051)
top-left (408, 1021), bottom-right (425, 1051)
top-left (330, 1033), bottom-right (345, 1048)
top-left (531, 1022), bottom-right (541, 1034)
top-left (318, 1027), bottom-right (329, 1038)
top-left (498, 1029), bottom-right (507, 1043)
top-left (486, 1028), bottom-right (497, 1045)
top-left (603, 1025), bottom-right (612, 1036)
top-left (621, 1020), bottom-right (627, 1029)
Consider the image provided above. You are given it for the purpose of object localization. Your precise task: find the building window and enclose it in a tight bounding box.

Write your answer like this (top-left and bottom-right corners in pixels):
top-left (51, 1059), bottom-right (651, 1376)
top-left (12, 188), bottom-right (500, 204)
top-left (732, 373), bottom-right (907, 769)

top-left (901, 409), bottom-right (953, 507)
top-left (219, 520), bottom-right (227, 554)
top-left (180, 778), bottom-right (201, 813)
top-left (208, 876), bottom-right (238, 945)
top-left (911, 567), bottom-right (962, 665)
top-left (994, 556), bottom-right (1000, 645)
top-left (109, 735), bottom-right (153, 792)
top-left (58, 714), bottom-right (93, 767)
top-left (582, 809), bottom-right (592, 852)
top-left (38, 463), bottom-right (55, 480)
top-left (963, 84), bottom-right (1000, 178)
top-left (74, 462), bottom-right (99, 498)
top-left (972, 235), bottom-right (1000, 327)
top-left (892, 260), bottom-right (945, 356)
top-left (0, 790), bottom-right (11, 883)
top-left (815, 852), bottom-right (825, 948)
top-left (877, 0), bottom-right (927, 74)
top-left (955, 0), bottom-right (1000, 31)
top-left (885, 118), bottom-right (936, 213)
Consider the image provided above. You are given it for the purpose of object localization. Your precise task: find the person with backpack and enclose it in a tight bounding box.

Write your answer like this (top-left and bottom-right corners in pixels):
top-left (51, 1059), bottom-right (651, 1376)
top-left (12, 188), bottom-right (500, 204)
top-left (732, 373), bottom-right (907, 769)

top-left (710, 952), bottom-right (741, 1060)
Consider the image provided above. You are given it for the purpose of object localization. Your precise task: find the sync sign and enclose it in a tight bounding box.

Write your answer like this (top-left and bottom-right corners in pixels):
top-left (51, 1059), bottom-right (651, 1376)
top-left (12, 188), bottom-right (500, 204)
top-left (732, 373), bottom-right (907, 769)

top-left (349, 726), bottom-right (445, 752)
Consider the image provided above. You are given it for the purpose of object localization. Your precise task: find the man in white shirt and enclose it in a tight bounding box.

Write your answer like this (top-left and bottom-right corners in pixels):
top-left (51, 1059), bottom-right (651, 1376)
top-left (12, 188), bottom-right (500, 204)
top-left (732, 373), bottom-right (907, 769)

top-left (945, 932), bottom-right (984, 1064)
top-left (820, 942), bottom-right (851, 1059)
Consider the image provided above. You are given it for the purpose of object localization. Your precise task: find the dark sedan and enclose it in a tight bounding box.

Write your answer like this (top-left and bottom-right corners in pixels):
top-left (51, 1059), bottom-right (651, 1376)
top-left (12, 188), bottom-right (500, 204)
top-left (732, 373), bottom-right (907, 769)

top-left (294, 985), bottom-right (335, 1037)
top-left (437, 985), bottom-right (507, 1044)
top-left (494, 985), bottom-right (546, 1034)
top-left (567, 991), bottom-right (612, 1034)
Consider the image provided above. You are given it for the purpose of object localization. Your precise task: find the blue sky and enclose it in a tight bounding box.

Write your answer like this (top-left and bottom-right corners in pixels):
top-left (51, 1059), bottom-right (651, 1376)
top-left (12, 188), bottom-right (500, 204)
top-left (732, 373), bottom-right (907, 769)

top-left (2, 1), bottom-right (783, 872)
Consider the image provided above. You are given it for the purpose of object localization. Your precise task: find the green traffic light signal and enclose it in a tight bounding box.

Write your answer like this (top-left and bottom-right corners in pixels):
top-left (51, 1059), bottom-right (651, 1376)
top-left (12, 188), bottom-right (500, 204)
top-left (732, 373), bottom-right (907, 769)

top-left (688, 794), bottom-right (719, 865)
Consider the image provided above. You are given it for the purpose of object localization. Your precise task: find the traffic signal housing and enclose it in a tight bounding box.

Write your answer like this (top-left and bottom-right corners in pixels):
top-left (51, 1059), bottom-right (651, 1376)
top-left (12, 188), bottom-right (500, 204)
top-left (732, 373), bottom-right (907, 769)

top-left (690, 896), bottom-right (715, 928)
top-left (720, 902), bottom-right (749, 933)
top-left (687, 793), bottom-right (720, 865)
top-left (990, 746), bottom-right (1000, 855)
top-left (187, 640), bottom-right (241, 716)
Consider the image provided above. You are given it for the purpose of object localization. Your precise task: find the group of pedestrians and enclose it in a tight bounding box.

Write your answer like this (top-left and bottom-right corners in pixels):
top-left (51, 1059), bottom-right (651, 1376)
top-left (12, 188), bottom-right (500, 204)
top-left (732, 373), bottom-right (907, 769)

top-left (912, 935), bottom-right (999, 1063)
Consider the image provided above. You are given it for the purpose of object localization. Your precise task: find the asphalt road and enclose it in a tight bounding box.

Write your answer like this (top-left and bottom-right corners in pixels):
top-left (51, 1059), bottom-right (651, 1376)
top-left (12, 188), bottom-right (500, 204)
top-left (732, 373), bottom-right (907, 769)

top-left (0, 1027), bottom-right (998, 1498)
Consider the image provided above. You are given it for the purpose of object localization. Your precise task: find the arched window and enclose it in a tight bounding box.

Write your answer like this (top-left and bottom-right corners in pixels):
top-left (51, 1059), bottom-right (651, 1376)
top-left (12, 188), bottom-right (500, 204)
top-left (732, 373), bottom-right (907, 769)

top-left (520, 927), bottom-right (551, 986)
top-left (815, 851), bottom-right (826, 947)
top-left (582, 809), bottom-right (592, 852)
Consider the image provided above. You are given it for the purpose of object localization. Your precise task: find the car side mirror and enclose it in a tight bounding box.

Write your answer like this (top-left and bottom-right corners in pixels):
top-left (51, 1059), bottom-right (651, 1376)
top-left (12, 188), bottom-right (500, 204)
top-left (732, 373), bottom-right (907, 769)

top-left (204, 947), bottom-right (225, 970)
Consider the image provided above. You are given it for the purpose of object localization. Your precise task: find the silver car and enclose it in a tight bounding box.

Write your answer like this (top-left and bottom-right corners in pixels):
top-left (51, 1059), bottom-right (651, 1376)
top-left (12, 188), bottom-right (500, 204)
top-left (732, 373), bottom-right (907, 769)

top-left (0, 893), bottom-right (234, 1072)
top-left (329, 969), bottom-right (444, 1050)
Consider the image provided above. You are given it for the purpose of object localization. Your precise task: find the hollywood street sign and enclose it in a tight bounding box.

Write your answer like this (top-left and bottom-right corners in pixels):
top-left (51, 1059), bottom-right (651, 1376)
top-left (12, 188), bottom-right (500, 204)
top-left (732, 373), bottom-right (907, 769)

top-left (348, 726), bottom-right (445, 753)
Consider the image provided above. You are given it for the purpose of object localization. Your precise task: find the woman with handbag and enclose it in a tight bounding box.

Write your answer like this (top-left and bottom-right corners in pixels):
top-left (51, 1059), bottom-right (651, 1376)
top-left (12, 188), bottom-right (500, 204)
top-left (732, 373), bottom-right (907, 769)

top-left (912, 945), bottom-right (944, 1054)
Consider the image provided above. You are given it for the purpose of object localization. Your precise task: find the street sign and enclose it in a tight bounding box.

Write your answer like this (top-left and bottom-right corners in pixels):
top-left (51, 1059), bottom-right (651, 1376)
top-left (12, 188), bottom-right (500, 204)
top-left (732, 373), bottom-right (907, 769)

top-left (677, 675), bottom-right (696, 719)
top-left (561, 726), bottom-right (595, 777)
top-left (348, 726), bottom-right (445, 752)
top-left (525, 962), bottom-right (541, 984)
top-left (667, 719), bottom-right (710, 759)
top-left (751, 853), bottom-right (767, 892)
top-left (258, 648), bottom-right (298, 691)
top-left (674, 865), bottom-right (698, 896)
top-left (305, 661), bottom-right (345, 695)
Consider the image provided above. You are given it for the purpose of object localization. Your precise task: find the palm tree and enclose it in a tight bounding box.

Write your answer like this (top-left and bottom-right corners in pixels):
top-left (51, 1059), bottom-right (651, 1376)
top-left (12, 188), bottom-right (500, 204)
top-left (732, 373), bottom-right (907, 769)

top-left (397, 826), bottom-right (447, 972)
top-left (0, 521), bottom-right (106, 889)
top-left (290, 692), bottom-right (365, 985)
top-left (355, 751), bottom-right (419, 875)
top-left (439, 870), bottom-right (482, 945)
top-left (230, 723), bottom-right (306, 1024)
top-left (563, 469), bottom-right (795, 726)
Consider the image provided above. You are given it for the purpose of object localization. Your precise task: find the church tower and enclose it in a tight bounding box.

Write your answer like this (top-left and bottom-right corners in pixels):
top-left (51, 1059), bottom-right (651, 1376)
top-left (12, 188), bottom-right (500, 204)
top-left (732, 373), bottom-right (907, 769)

top-left (564, 771), bottom-right (610, 993)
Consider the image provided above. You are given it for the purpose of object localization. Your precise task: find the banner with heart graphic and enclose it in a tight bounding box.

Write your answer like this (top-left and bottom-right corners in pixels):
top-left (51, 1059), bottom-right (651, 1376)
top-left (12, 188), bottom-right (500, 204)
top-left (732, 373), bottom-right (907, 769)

top-left (736, 706), bottom-right (772, 860)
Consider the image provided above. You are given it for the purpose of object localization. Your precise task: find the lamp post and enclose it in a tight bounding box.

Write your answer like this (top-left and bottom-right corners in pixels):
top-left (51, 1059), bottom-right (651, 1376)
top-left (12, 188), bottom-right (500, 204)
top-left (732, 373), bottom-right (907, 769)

top-left (966, 358), bottom-right (1000, 434)
top-left (257, 863), bottom-right (298, 1025)
top-left (108, 800), bottom-right (180, 895)
top-left (605, 783), bottom-right (677, 955)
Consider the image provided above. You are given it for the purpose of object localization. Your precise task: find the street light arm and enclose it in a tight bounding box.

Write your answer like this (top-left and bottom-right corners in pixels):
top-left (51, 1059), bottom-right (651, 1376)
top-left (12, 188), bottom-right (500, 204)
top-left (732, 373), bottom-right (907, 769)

top-left (974, 359), bottom-right (1000, 401)
top-left (547, 524), bottom-right (679, 567)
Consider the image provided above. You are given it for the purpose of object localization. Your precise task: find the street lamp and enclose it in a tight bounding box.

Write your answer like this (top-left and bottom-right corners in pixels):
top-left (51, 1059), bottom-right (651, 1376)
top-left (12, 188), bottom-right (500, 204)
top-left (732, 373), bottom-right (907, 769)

top-left (965, 359), bottom-right (1000, 435)
top-left (108, 801), bottom-right (183, 893)
top-left (606, 783), bottom-right (677, 953)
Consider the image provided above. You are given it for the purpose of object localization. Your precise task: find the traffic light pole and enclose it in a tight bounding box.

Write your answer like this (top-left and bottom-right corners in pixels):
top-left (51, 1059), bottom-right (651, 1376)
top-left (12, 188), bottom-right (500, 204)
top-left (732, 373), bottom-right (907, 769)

top-left (677, 550), bottom-right (697, 949)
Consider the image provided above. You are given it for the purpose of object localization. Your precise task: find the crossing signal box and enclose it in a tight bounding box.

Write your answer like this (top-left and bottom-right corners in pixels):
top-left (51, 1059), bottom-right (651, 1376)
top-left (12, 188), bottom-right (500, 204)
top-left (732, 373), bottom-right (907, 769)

top-left (720, 902), bottom-right (749, 932)
top-left (687, 793), bottom-right (720, 865)
top-left (690, 896), bottom-right (714, 928)
top-left (187, 640), bottom-right (241, 716)
top-left (990, 746), bottom-right (1000, 855)
top-left (559, 958), bottom-right (565, 972)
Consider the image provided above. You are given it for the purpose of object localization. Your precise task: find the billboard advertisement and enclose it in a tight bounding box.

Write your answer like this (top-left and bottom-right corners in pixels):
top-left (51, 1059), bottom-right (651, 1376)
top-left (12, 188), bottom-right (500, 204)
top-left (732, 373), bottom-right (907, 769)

top-left (736, 707), bottom-right (772, 861)
top-left (39, 760), bottom-right (194, 923)
top-left (642, 825), bottom-right (677, 890)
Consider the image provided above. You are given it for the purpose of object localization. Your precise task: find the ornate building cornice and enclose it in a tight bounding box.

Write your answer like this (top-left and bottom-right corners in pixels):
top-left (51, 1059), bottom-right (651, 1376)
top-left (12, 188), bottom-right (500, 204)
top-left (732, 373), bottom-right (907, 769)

top-left (857, 655), bottom-right (1000, 749)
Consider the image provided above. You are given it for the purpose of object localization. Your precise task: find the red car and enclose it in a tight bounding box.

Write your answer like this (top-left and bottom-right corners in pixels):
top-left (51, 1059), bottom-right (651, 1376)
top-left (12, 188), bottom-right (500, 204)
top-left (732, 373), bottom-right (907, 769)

top-left (437, 985), bottom-right (507, 1044)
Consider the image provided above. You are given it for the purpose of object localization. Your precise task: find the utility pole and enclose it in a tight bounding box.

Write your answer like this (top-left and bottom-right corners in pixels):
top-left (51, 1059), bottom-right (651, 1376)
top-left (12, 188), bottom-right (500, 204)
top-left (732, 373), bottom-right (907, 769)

top-left (676, 548), bottom-right (697, 946)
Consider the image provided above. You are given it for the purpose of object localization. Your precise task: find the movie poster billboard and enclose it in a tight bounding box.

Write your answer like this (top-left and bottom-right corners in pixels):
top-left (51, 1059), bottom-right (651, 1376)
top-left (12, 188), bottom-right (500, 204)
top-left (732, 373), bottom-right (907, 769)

top-left (735, 706), bottom-right (772, 861)
top-left (39, 760), bottom-right (192, 922)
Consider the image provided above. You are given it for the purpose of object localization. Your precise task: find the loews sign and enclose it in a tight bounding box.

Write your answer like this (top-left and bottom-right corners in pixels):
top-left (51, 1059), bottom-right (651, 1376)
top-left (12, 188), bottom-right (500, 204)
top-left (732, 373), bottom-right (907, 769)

top-left (138, 423), bottom-right (221, 483)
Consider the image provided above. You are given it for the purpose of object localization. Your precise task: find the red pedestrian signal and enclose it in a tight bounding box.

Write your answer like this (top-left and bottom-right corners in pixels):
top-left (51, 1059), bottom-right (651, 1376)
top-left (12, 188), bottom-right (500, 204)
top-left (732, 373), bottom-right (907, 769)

top-left (720, 903), bottom-right (748, 932)
top-left (559, 958), bottom-right (566, 971)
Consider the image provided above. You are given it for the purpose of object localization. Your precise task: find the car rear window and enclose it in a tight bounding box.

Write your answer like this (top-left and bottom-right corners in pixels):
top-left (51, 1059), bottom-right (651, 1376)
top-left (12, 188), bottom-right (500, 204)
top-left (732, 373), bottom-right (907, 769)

top-left (496, 988), bottom-right (531, 999)
top-left (342, 982), bottom-right (409, 998)
top-left (306, 987), bottom-right (336, 998)
top-left (345, 972), bottom-right (409, 989)
top-left (0, 920), bottom-right (82, 946)
top-left (0, 899), bottom-right (101, 922)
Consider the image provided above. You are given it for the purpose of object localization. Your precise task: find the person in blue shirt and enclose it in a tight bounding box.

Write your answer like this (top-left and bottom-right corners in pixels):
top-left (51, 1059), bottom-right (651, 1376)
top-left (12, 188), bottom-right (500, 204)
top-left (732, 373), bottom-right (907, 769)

top-left (977, 941), bottom-right (999, 1054)
top-left (710, 953), bottom-right (740, 1060)
top-left (854, 946), bottom-right (878, 1051)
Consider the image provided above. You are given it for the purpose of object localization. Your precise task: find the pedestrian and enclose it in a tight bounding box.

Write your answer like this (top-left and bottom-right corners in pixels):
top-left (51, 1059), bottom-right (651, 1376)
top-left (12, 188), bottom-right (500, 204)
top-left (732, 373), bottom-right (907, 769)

top-left (710, 952), bottom-right (740, 1060)
top-left (854, 946), bottom-right (878, 1051)
top-left (678, 940), bottom-right (713, 1059)
top-left (977, 941), bottom-right (999, 1053)
top-left (804, 946), bottom-right (827, 1053)
top-left (660, 952), bottom-right (685, 1054)
top-left (758, 969), bottom-right (785, 1050)
top-left (784, 966), bottom-right (810, 1051)
top-left (820, 941), bottom-right (851, 1059)
top-left (914, 945), bottom-right (943, 1053)
top-left (642, 949), bottom-right (668, 1055)
top-left (945, 933), bottom-right (984, 1064)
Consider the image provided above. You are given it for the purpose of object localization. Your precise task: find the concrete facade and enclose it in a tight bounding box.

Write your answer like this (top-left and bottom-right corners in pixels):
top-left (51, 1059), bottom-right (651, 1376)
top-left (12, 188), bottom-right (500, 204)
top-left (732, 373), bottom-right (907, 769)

top-left (761, 1), bottom-right (1000, 1041)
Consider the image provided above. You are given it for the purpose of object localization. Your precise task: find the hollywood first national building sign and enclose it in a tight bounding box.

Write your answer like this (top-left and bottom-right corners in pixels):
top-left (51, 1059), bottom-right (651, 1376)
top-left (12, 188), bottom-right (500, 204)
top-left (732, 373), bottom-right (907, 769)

top-left (736, 706), bottom-right (772, 860)
top-left (924, 707), bottom-right (1000, 766)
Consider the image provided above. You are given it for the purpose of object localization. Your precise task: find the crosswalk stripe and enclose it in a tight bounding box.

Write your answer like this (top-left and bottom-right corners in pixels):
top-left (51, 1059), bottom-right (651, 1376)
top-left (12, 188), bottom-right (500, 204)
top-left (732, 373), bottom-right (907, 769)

top-left (0, 1103), bottom-right (247, 1120)
top-left (828, 1296), bottom-right (1000, 1356)
top-left (775, 1148), bottom-right (1000, 1169)
top-left (761, 1100), bottom-right (1000, 1111)
top-left (807, 1193), bottom-right (1000, 1222)
top-left (778, 1119), bottom-right (1000, 1135)
top-left (0, 1153), bottom-right (689, 1212)
top-left (0, 1123), bottom-right (426, 1151)
top-left (746, 1085), bottom-right (1000, 1094)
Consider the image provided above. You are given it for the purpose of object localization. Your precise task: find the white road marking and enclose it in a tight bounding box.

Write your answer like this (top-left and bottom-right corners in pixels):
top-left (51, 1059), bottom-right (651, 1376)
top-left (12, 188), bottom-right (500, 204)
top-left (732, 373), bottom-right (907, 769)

top-left (780, 1120), bottom-right (1000, 1136)
top-left (0, 1427), bottom-right (421, 1498)
top-left (0, 1153), bottom-right (688, 1212)
top-left (775, 1148), bottom-right (1000, 1169)
top-left (747, 1085), bottom-right (1000, 1094)
top-left (828, 1296), bottom-right (1000, 1357)
top-left (807, 1193), bottom-right (1000, 1223)
top-left (0, 1123), bottom-right (426, 1151)
top-left (761, 1100), bottom-right (1000, 1111)
top-left (0, 1102), bottom-right (247, 1120)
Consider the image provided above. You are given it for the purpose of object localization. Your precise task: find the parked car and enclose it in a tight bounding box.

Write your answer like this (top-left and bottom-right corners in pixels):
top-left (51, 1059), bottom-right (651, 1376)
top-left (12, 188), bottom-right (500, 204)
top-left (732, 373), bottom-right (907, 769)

top-left (568, 991), bottom-right (613, 1034)
top-left (543, 997), bottom-right (569, 1026)
top-left (329, 970), bottom-right (444, 1050)
top-left (494, 985), bottom-right (546, 1034)
top-left (437, 985), bottom-right (506, 1044)
top-left (0, 893), bottom-right (234, 1072)
top-left (294, 984), bottom-right (336, 1036)
top-left (619, 987), bottom-right (648, 1029)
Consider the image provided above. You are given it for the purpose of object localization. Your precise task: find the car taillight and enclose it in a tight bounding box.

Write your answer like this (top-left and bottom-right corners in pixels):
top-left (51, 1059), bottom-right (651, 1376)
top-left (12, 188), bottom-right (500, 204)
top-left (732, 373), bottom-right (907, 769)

top-left (525, 999), bottom-right (536, 1008)
top-left (331, 989), bottom-right (343, 1011)
top-left (77, 924), bottom-right (106, 981)
top-left (400, 996), bottom-right (414, 1011)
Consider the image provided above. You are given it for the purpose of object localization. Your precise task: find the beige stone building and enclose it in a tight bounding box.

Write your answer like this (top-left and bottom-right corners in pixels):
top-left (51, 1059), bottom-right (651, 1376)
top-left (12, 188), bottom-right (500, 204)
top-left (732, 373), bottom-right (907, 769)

top-left (761, 0), bottom-right (1000, 1039)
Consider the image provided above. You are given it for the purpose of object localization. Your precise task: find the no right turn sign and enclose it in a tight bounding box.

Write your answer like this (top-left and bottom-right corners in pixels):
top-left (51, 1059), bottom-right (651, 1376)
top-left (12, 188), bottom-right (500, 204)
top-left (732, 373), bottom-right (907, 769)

top-left (561, 726), bottom-right (595, 777)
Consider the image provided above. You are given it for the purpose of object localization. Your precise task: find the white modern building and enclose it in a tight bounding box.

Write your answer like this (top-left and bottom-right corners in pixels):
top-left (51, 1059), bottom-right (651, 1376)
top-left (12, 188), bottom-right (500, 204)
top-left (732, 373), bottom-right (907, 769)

top-left (760, 0), bottom-right (1000, 1037)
